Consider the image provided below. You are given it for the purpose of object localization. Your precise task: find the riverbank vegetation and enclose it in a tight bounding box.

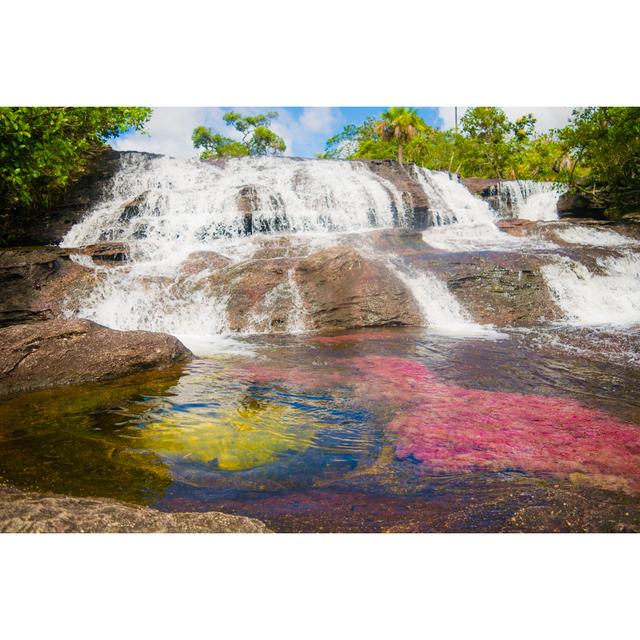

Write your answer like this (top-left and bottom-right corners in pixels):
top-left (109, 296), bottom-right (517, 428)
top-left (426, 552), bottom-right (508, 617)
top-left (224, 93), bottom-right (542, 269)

top-left (0, 107), bottom-right (151, 241)
top-left (321, 106), bottom-right (640, 215)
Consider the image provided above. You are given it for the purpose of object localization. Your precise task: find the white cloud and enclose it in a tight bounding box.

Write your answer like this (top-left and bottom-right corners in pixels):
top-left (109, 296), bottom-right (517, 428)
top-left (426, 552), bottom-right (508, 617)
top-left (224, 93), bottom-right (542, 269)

top-left (299, 107), bottom-right (340, 134)
top-left (111, 107), bottom-right (235, 158)
top-left (110, 107), bottom-right (343, 158)
top-left (437, 107), bottom-right (573, 133)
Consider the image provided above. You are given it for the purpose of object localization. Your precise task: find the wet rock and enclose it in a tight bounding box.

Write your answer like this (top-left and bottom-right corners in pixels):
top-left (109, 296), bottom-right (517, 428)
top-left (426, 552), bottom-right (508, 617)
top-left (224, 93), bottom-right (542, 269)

top-left (236, 185), bottom-right (259, 233)
top-left (251, 236), bottom-right (313, 260)
top-left (461, 177), bottom-right (502, 196)
top-left (179, 250), bottom-right (231, 276)
top-left (74, 241), bottom-right (130, 262)
top-left (0, 485), bottom-right (271, 533)
top-left (208, 258), bottom-right (300, 332)
top-left (206, 244), bottom-right (423, 333)
top-left (0, 247), bottom-right (98, 328)
top-left (496, 219), bottom-right (540, 237)
top-left (364, 160), bottom-right (430, 228)
top-left (295, 246), bottom-right (423, 330)
top-left (235, 185), bottom-right (289, 234)
top-left (423, 252), bottom-right (561, 326)
top-left (0, 319), bottom-right (191, 397)
top-left (362, 228), bottom-right (437, 258)
top-left (117, 191), bottom-right (149, 222)
top-left (557, 190), bottom-right (606, 219)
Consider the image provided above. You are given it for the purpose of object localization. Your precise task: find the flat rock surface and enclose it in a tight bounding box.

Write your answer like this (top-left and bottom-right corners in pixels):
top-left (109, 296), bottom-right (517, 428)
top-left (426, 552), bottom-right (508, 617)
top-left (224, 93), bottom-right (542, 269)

top-left (0, 319), bottom-right (192, 397)
top-left (0, 485), bottom-right (271, 533)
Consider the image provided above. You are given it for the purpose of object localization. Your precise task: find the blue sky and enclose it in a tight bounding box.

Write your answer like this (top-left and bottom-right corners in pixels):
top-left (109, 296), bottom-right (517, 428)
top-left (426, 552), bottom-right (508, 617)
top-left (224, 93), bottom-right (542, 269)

top-left (112, 107), bottom-right (573, 159)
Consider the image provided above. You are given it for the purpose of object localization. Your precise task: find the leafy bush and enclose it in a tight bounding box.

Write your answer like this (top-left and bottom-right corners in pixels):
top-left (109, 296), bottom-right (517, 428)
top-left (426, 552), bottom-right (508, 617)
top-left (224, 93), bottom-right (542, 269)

top-left (0, 107), bottom-right (151, 215)
top-left (558, 107), bottom-right (640, 213)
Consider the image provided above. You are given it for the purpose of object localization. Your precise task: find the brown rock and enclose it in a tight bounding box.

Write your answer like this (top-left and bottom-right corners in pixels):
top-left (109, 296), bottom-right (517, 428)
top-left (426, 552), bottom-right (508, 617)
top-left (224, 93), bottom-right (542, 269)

top-left (0, 485), bottom-right (271, 533)
top-left (179, 250), bottom-right (231, 276)
top-left (75, 241), bottom-right (130, 261)
top-left (461, 177), bottom-right (502, 196)
top-left (363, 160), bottom-right (430, 228)
top-left (557, 191), bottom-right (606, 219)
top-left (423, 252), bottom-right (561, 326)
top-left (496, 219), bottom-right (540, 237)
top-left (295, 246), bottom-right (423, 330)
top-left (0, 319), bottom-right (191, 397)
top-left (208, 258), bottom-right (299, 332)
top-left (0, 247), bottom-right (98, 328)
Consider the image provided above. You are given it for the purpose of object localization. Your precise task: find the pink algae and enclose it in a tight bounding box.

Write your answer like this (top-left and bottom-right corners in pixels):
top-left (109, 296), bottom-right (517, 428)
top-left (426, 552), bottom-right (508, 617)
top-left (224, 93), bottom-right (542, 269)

top-left (347, 356), bottom-right (640, 491)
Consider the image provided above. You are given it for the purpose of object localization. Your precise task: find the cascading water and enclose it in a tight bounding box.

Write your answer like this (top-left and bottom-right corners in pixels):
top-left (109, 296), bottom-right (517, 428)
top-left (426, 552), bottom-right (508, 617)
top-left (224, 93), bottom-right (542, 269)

top-left (490, 180), bottom-right (562, 221)
top-left (385, 258), bottom-right (505, 338)
top-left (554, 224), bottom-right (640, 247)
top-left (542, 253), bottom-right (640, 325)
top-left (61, 153), bottom-right (412, 350)
top-left (412, 167), bottom-right (550, 252)
top-left (64, 153), bottom-right (408, 259)
top-left (60, 153), bottom-right (640, 350)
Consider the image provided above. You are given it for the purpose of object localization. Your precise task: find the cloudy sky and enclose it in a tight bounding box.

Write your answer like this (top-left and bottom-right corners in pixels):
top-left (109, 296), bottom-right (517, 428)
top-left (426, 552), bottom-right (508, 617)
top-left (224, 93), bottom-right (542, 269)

top-left (112, 107), bottom-right (574, 159)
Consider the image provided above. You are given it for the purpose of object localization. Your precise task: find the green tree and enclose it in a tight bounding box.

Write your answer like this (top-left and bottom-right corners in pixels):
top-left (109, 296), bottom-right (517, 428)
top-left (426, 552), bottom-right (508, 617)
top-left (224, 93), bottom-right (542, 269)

top-left (0, 107), bottom-right (151, 228)
top-left (192, 110), bottom-right (286, 159)
top-left (459, 107), bottom-right (514, 178)
top-left (374, 107), bottom-right (426, 163)
top-left (317, 124), bottom-right (360, 159)
top-left (558, 107), bottom-right (640, 213)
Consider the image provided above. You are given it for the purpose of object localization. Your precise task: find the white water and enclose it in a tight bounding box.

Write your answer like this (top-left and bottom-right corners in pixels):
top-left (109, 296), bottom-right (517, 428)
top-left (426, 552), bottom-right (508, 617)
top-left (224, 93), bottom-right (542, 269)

top-left (60, 153), bottom-right (412, 352)
top-left (493, 180), bottom-right (562, 221)
top-left (414, 168), bottom-right (552, 252)
top-left (554, 225), bottom-right (639, 247)
top-left (63, 153), bottom-right (407, 263)
top-left (388, 259), bottom-right (505, 338)
top-left (60, 154), bottom-right (640, 348)
top-left (542, 253), bottom-right (640, 325)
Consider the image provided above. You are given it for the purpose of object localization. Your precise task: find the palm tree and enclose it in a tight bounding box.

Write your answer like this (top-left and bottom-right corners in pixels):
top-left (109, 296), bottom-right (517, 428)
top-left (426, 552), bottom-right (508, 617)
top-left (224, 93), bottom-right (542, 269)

top-left (374, 107), bottom-right (426, 163)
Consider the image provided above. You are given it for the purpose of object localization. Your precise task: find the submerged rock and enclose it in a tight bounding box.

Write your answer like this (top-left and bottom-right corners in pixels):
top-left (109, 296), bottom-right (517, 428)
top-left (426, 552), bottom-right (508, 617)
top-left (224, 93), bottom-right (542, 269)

top-left (0, 485), bottom-right (271, 533)
top-left (0, 319), bottom-right (191, 397)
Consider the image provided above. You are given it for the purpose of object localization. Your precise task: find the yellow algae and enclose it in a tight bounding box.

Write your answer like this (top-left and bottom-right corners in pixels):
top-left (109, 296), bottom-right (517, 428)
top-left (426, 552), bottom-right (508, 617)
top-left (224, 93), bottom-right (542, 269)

top-left (139, 397), bottom-right (326, 471)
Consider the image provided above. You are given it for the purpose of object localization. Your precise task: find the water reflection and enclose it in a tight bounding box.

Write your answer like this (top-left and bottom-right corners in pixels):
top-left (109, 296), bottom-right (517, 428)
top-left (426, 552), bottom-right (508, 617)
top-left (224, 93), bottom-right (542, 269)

top-left (1, 328), bottom-right (639, 531)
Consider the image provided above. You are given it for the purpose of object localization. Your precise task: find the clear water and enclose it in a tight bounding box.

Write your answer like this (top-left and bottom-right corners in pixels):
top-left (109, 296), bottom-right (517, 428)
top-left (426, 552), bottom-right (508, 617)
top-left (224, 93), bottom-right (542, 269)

top-left (2, 329), bottom-right (639, 532)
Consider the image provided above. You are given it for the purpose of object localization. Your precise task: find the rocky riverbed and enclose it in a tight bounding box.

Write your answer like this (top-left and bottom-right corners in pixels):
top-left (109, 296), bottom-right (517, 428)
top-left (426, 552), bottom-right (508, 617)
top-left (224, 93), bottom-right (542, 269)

top-left (1, 151), bottom-right (639, 533)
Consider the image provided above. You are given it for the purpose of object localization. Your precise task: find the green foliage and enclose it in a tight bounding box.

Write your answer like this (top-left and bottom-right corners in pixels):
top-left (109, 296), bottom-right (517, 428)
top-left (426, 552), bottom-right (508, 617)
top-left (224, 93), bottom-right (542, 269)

top-left (318, 124), bottom-right (360, 159)
top-left (322, 106), bottom-right (569, 182)
top-left (373, 107), bottom-right (427, 163)
top-left (558, 107), bottom-right (640, 213)
top-left (0, 107), bottom-right (151, 217)
top-left (192, 110), bottom-right (286, 159)
top-left (191, 127), bottom-right (249, 158)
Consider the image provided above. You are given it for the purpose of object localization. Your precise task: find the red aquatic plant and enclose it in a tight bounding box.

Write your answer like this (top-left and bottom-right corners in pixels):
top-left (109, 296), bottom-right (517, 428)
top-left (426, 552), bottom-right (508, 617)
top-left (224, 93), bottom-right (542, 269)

top-left (347, 356), bottom-right (640, 492)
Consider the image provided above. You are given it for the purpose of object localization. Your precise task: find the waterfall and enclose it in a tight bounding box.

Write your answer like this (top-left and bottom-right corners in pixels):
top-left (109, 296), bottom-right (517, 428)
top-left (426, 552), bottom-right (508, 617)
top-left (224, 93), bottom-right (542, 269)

top-left (59, 153), bottom-right (640, 348)
top-left (413, 168), bottom-right (550, 252)
top-left (554, 225), bottom-right (640, 247)
top-left (387, 258), bottom-right (504, 338)
top-left (541, 253), bottom-right (640, 325)
top-left (491, 180), bottom-right (562, 221)
top-left (62, 153), bottom-right (408, 263)
top-left (412, 167), bottom-right (496, 227)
